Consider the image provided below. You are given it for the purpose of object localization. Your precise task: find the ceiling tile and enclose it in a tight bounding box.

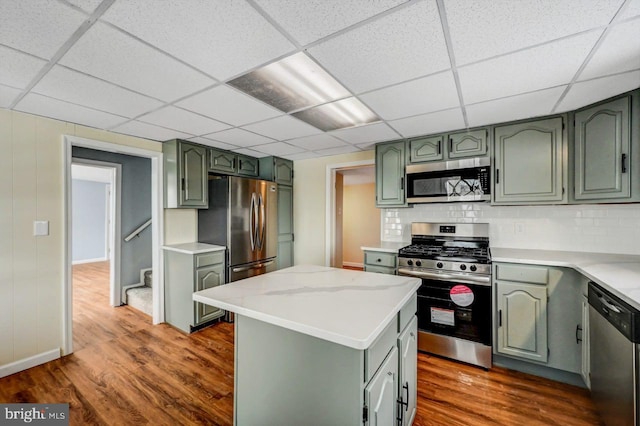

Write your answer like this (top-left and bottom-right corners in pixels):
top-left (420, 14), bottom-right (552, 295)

top-left (286, 134), bottom-right (349, 150)
top-left (0, 84), bottom-right (22, 108)
top-left (355, 141), bottom-right (378, 151)
top-left (619, 0), bottom-right (640, 20)
top-left (466, 87), bottom-right (566, 127)
top-left (0, 1), bottom-right (86, 59)
top-left (359, 71), bottom-right (459, 120)
top-left (60, 22), bottom-right (214, 102)
top-left (446, 0), bottom-right (623, 65)
top-left (0, 46), bottom-right (47, 89)
top-left (281, 151), bottom-right (318, 161)
top-left (33, 66), bottom-right (163, 118)
top-left (314, 145), bottom-right (361, 156)
top-left (389, 108), bottom-right (465, 137)
top-left (556, 70), bottom-right (640, 112)
top-left (330, 122), bottom-right (400, 144)
top-left (251, 142), bottom-right (305, 156)
top-left (458, 31), bottom-right (601, 104)
top-left (176, 85), bottom-right (283, 126)
top-left (308, 1), bottom-right (450, 93)
top-left (64, 0), bottom-right (102, 14)
top-left (139, 106), bottom-right (230, 136)
top-left (254, 0), bottom-right (407, 45)
top-left (102, 0), bottom-right (295, 80)
top-left (111, 120), bottom-right (193, 142)
top-left (232, 147), bottom-right (270, 158)
top-left (242, 115), bottom-right (321, 140)
top-left (15, 93), bottom-right (127, 129)
top-left (187, 136), bottom-right (239, 151)
top-left (579, 18), bottom-right (640, 80)
top-left (203, 128), bottom-right (274, 147)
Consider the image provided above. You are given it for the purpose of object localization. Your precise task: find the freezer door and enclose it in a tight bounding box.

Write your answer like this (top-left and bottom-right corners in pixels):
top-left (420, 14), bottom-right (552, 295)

top-left (228, 258), bottom-right (277, 282)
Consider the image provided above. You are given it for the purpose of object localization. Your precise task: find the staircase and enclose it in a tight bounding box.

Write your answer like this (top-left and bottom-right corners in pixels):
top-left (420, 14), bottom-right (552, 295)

top-left (126, 269), bottom-right (152, 316)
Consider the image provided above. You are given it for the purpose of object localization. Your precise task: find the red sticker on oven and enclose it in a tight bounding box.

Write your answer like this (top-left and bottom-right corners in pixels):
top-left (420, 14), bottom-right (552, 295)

top-left (450, 285), bottom-right (474, 307)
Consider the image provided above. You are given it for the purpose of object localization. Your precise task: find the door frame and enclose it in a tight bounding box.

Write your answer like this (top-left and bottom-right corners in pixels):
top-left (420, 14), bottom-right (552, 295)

top-left (62, 135), bottom-right (164, 356)
top-left (71, 159), bottom-right (122, 307)
top-left (324, 159), bottom-right (376, 267)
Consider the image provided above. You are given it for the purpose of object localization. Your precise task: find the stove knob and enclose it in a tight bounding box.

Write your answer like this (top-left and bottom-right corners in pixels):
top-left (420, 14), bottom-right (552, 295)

top-left (470, 265), bottom-right (477, 272)
top-left (436, 262), bottom-right (443, 268)
top-left (407, 260), bottom-right (413, 266)
top-left (415, 260), bottom-right (422, 267)
top-left (460, 264), bottom-right (467, 271)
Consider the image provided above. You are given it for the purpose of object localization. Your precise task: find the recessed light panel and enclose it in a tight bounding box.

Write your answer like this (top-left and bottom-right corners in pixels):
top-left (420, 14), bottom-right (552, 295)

top-left (228, 52), bottom-right (350, 113)
top-left (292, 97), bottom-right (380, 131)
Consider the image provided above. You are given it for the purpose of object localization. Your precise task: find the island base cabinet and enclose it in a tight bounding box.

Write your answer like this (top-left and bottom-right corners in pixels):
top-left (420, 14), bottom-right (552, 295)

top-left (398, 316), bottom-right (417, 426)
top-left (364, 347), bottom-right (398, 426)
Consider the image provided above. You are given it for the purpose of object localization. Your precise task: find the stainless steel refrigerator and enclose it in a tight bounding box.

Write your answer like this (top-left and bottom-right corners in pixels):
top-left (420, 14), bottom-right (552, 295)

top-left (198, 176), bottom-right (278, 283)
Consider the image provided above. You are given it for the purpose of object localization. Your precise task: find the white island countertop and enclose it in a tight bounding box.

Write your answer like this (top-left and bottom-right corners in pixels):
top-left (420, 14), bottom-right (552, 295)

top-left (492, 247), bottom-right (640, 310)
top-left (193, 265), bottom-right (421, 350)
top-left (162, 242), bottom-right (225, 254)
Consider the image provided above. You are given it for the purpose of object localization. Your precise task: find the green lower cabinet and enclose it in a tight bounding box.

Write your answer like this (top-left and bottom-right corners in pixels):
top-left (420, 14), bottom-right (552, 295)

top-left (195, 265), bottom-right (224, 325)
top-left (363, 250), bottom-right (397, 275)
top-left (397, 316), bottom-right (417, 426)
top-left (364, 347), bottom-right (398, 426)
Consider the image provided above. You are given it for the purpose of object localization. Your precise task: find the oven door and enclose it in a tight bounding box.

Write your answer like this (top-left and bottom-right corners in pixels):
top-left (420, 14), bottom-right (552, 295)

top-left (416, 277), bottom-right (491, 346)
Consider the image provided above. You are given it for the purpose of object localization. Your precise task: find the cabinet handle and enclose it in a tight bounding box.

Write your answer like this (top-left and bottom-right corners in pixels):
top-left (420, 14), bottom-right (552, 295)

top-left (239, 159), bottom-right (243, 170)
top-left (622, 153), bottom-right (627, 173)
top-left (181, 178), bottom-right (185, 191)
top-left (449, 138), bottom-right (453, 152)
top-left (377, 258), bottom-right (382, 263)
top-left (400, 177), bottom-right (404, 190)
top-left (495, 169), bottom-right (500, 184)
top-left (232, 158), bottom-right (236, 169)
top-left (576, 324), bottom-right (582, 344)
top-left (498, 309), bottom-right (502, 327)
top-left (403, 382), bottom-right (409, 412)
top-left (437, 141), bottom-right (441, 155)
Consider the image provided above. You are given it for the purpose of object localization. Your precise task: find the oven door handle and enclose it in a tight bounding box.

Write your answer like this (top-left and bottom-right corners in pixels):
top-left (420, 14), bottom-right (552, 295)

top-left (398, 268), bottom-right (491, 286)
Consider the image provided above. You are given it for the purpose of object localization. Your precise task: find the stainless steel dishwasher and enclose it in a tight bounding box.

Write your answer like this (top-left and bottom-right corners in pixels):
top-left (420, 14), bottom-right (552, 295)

top-left (589, 281), bottom-right (640, 426)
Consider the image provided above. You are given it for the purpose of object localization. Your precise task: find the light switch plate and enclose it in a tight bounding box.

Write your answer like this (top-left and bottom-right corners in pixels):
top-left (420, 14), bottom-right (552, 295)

top-left (34, 220), bottom-right (49, 236)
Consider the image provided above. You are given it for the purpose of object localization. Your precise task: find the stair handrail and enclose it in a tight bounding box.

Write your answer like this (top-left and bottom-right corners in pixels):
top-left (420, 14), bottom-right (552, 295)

top-left (124, 218), bottom-right (151, 242)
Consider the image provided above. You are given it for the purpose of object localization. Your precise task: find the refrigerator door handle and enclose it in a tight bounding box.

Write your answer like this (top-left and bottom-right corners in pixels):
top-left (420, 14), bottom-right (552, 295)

top-left (250, 192), bottom-right (257, 251)
top-left (232, 260), bottom-right (275, 273)
top-left (258, 193), bottom-right (266, 250)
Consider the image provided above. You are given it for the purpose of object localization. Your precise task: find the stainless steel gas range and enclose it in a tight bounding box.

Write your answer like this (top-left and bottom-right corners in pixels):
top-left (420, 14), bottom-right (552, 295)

top-left (398, 222), bottom-right (492, 369)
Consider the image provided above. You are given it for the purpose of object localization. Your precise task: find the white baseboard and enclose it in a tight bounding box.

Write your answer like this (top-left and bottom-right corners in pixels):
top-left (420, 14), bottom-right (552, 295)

top-left (342, 261), bottom-right (364, 268)
top-left (0, 348), bottom-right (60, 378)
top-left (72, 257), bottom-right (108, 265)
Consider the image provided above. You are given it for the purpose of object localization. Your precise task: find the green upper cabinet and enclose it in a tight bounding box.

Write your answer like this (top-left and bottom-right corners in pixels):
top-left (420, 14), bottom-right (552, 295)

top-left (164, 139), bottom-right (208, 208)
top-left (493, 117), bottom-right (566, 205)
top-left (376, 140), bottom-right (406, 207)
top-left (408, 135), bottom-right (443, 163)
top-left (448, 129), bottom-right (488, 159)
top-left (573, 95), bottom-right (631, 202)
top-left (260, 156), bottom-right (293, 186)
top-left (236, 154), bottom-right (259, 177)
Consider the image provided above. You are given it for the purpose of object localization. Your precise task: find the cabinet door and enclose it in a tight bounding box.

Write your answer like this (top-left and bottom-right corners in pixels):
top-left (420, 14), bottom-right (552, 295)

top-left (574, 96), bottom-right (630, 201)
top-left (277, 185), bottom-right (294, 269)
top-left (581, 296), bottom-right (590, 388)
top-left (209, 148), bottom-right (237, 174)
top-left (497, 281), bottom-right (548, 363)
top-left (493, 117), bottom-right (565, 204)
top-left (179, 142), bottom-right (208, 208)
top-left (274, 157), bottom-right (294, 186)
top-left (237, 154), bottom-right (259, 177)
top-left (448, 129), bottom-right (488, 159)
top-left (408, 136), bottom-right (443, 163)
top-left (195, 264), bottom-right (224, 324)
top-left (364, 347), bottom-right (398, 426)
top-left (375, 141), bottom-right (406, 207)
top-left (398, 316), bottom-right (417, 426)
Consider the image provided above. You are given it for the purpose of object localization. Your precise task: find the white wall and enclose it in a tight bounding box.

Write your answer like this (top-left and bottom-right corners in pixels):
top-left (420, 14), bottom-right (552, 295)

top-left (0, 108), bottom-right (162, 371)
top-left (381, 202), bottom-right (640, 255)
top-left (72, 179), bottom-right (107, 263)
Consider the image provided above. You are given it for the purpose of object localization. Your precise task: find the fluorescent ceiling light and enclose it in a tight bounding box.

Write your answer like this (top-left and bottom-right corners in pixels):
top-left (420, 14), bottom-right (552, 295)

top-left (228, 52), bottom-right (380, 130)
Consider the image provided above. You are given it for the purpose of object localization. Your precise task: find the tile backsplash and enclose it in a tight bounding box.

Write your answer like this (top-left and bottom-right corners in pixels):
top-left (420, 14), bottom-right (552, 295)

top-left (382, 203), bottom-right (640, 255)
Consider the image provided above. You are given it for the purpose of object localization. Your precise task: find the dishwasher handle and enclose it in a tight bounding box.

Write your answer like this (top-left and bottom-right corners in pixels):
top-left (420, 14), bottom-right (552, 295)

top-left (588, 281), bottom-right (640, 343)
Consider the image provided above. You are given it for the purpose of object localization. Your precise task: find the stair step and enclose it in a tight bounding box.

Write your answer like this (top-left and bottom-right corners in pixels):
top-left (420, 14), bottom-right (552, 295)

top-left (126, 286), bottom-right (152, 316)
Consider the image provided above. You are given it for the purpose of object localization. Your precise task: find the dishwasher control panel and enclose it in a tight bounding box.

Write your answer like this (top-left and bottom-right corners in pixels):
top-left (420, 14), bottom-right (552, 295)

top-left (588, 281), bottom-right (640, 343)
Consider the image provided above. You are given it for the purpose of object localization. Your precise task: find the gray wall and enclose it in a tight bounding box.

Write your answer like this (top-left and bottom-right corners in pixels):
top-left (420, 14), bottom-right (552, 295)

top-left (72, 147), bottom-right (152, 287)
top-left (72, 179), bottom-right (107, 262)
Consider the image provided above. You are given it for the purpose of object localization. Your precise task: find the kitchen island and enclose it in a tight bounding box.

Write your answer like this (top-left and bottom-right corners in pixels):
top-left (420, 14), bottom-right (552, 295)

top-left (193, 264), bottom-right (420, 426)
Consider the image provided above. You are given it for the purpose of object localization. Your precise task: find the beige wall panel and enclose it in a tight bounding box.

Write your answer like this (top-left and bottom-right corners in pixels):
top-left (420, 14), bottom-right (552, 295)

top-left (293, 150), bottom-right (374, 266)
top-left (0, 109), bottom-right (14, 364)
top-left (343, 183), bottom-right (380, 265)
top-left (11, 112), bottom-right (39, 360)
top-left (35, 117), bottom-right (67, 351)
top-left (164, 209), bottom-right (197, 244)
top-left (74, 125), bottom-right (163, 153)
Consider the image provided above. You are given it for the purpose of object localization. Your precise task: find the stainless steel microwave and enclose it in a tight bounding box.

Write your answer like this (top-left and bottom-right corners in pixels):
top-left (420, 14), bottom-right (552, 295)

top-left (405, 157), bottom-right (490, 203)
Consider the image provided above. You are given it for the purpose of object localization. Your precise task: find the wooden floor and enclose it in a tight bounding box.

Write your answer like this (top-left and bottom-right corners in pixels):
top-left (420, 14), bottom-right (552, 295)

top-left (0, 262), bottom-right (602, 425)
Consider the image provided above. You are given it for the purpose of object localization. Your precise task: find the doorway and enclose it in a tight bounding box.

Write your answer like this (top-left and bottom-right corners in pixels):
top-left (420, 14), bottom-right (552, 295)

top-left (325, 160), bottom-right (380, 269)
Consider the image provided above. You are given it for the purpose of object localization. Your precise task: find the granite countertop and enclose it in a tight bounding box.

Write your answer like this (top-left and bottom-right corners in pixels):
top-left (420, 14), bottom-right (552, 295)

top-left (162, 242), bottom-right (226, 255)
top-left (492, 248), bottom-right (640, 310)
top-left (361, 241), bottom-right (408, 253)
top-left (193, 265), bottom-right (421, 350)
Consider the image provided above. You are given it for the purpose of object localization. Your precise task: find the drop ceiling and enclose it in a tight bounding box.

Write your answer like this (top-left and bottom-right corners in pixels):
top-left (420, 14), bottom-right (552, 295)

top-left (1, 0), bottom-right (639, 161)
